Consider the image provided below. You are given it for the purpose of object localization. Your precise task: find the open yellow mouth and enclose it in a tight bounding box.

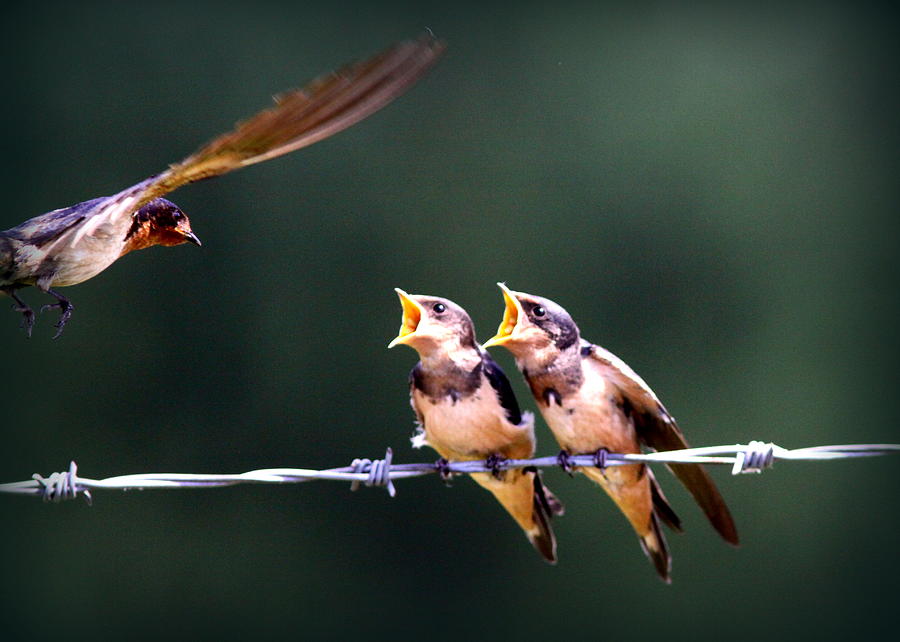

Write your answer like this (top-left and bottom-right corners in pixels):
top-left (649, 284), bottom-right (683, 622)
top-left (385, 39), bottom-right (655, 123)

top-left (482, 283), bottom-right (522, 348)
top-left (388, 288), bottom-right (424, 348)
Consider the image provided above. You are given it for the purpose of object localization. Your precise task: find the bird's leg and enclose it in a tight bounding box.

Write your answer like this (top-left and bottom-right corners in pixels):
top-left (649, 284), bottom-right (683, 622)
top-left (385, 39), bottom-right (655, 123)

top-left (484, 453), bottom-right (508, 480)
top-left (557, 450), bottom-right (576, 477)
top-left (522, 466), bottom-right (566, 516)
top-left (39, 288), bottom-right (74, 339)
top-left (7, 290), bottom-right (35, 338)
top-left (593, 447), bottom-right (609, 470)
top-left (434, 457), bottom-right (453, 485)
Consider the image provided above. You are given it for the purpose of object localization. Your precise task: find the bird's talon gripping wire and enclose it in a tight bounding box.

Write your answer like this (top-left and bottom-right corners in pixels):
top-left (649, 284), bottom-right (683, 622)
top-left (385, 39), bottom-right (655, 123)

top-left (557, 450), bottom-right (575, 476)
top-left (484, 453), bottom-right (508, 480)
top-left (435, 458), bottom-right (453, 485)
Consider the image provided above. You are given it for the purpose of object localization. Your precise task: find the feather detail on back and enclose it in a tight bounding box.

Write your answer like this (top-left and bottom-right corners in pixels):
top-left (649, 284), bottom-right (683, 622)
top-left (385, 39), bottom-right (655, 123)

top-left (584, 340), bottom-right (739, 545)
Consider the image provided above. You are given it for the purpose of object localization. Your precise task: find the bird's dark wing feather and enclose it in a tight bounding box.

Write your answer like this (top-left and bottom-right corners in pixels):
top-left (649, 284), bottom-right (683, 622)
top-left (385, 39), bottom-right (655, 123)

top-left (529, 470), bottom-right (559, 563)
top-left (41, 34), bottom-right (444, 253)
top-left (481, 350), bottom-right (524, 426)
top-left (584, 340), bottom-right (739, 545)
top-left (648, 467), bottom-right (683, 532)
top-left (408, 362), bottom-right (427, 425)
top-left (136, 33), bottom-right (444, 207)
top-left (1, 198), bottom-right (109, 246)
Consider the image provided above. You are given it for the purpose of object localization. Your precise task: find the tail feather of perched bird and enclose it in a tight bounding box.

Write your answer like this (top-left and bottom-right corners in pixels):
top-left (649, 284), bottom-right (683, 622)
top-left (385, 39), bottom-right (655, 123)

top-left (1, 34), bottom-right (444, 337)
top-left (470, 467), bottom-right (559, 563)
top-left (581, 465), bottom-right (673, 581)
top-left (389, 289), bottom-right (562, 564)
top-left (484, 283), bottom-right (738, 581)
top-left (649, 468), bottom-right (683, 533)
top-left (535, 470), bottom-right (566, 518)
top-left (529, 473), bottom-right (561, 561)
top-left (586, 342), bottom-right (738, 545)
top-left (639, 512), bottom-right (671, 582)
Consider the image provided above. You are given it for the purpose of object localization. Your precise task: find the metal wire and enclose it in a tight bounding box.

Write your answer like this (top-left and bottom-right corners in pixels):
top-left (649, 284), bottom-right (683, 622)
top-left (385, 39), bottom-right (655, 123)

top-left (1, 441), bottom-right (897, 504)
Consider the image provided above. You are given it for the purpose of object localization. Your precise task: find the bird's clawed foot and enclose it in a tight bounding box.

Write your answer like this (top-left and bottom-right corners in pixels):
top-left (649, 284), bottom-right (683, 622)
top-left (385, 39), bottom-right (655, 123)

top-left (484, 453), bottom-right (508, 480)
top-left (435, 458), bottom-right (453, 485)
top-left (40, 290), bottom-right (74, 339)
top-left (557, 450), bottom-right (576, 476)
top-left (10, 297), bottom-right (35, 338)
top-left (593, 447), bottom-right (609, 470)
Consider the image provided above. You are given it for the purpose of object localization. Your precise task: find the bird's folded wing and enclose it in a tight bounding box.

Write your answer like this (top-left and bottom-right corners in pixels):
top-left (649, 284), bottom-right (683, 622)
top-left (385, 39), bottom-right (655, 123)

top-left (585, 340), bottom-right (740, 544)
top-left (481, 350), bottom-right (526, 427)
top-left (59, 33), bottom-right (444, 249)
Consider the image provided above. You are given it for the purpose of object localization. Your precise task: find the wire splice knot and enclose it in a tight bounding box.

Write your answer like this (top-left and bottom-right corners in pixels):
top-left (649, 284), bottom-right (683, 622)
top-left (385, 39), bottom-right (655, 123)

top-left (733, 441), bottom-right (775, 475)
top-left (32, 461), bottom-right (92, 505)
top-left (349, 448), bottom-right (397, 497)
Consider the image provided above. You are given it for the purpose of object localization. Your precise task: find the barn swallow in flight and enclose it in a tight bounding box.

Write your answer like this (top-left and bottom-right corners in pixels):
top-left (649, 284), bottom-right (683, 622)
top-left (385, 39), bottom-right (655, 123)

top-left (483, 284), bottom-right (738, 581)
top-left (1, 34), bottom-right (444, 338)
top-left (389, 289), bottom-right (563, 563)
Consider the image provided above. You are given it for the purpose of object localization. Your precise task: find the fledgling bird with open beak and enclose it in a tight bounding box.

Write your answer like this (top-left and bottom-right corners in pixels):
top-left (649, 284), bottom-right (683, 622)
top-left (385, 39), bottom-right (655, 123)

top-left (389, 289), bottom-right (563, 563)
top-left (483, 284), bottom-right (739, 582)
top-left (1, 34), bottom-right (443, 337)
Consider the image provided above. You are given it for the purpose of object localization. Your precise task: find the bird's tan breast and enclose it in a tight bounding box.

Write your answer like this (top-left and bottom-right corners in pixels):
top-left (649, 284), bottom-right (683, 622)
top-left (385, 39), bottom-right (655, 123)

top-left (412, 383), bottom-right (535, 461)
top-left (538, 358), bottom-right (640, 455)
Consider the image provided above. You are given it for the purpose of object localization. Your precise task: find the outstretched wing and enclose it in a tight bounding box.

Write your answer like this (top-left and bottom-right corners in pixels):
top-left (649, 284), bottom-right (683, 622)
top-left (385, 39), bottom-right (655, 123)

top-left (50, 33), bottom-right (445, 251)
top-left (583, 340), bottom-right (740, 545)
top-left (143, 32), bottom-right (444, 200)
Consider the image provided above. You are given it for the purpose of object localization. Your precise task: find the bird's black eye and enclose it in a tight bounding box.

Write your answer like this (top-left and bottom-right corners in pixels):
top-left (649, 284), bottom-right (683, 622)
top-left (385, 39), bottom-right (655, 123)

top-left (532, 305), bottom-right (546, 318)
top-left (433, 303), bottom-right (446, 314)
top-left (172, 212), bottom-right (182, 220)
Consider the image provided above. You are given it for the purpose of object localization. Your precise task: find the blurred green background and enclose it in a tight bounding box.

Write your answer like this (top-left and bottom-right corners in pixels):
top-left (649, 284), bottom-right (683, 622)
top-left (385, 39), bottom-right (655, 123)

top-left (3, 1), bottom-right (898, 640)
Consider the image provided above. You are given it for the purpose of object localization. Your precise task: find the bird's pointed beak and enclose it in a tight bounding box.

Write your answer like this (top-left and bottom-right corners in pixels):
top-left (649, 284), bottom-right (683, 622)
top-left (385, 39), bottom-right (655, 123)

top-left (183, 231), bottom-right (202, 247)
top-left (482, 282), bottom-right (523, 348)
top-left (388, 288), bottom-right (425, 348)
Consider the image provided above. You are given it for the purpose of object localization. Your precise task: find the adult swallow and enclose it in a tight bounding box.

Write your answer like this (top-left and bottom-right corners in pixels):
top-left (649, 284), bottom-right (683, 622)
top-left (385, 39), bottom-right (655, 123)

top-left (1, 34), bottom-right (444, 338)
top-left (483, 284), bottom-right (738, 581)
top-left (389, 289), bottom-right (563, 563)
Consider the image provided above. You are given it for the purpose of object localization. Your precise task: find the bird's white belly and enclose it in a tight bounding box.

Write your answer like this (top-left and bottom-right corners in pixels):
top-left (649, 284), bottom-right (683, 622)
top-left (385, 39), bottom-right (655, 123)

top-left (49, 241), bottom-right (122, 286)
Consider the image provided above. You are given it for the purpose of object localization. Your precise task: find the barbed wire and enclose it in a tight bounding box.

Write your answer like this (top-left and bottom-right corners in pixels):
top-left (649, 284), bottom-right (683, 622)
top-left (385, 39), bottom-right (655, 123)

top-left (1, 441), bottom-right (898, 504)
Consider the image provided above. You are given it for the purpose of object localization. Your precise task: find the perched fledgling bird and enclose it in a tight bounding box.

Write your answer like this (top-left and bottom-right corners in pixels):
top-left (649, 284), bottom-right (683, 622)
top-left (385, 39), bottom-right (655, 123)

top-left (1, 34), bottom-right (444, 338)
top-left (483, 284), bottom-right (738, 581)
top-left (389, 289), bottom-right (563, 563)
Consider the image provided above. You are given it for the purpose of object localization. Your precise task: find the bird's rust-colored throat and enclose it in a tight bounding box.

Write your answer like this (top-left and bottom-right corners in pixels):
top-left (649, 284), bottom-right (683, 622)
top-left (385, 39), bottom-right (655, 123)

top-left (120, 222), bottom-right (156, 256)
top-left (120, 223), bottom-right (200, 256)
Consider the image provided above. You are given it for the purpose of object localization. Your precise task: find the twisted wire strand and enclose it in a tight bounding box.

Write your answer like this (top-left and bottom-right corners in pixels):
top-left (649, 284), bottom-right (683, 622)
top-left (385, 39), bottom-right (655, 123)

top-left (1, 442), bottom-right (897, 504)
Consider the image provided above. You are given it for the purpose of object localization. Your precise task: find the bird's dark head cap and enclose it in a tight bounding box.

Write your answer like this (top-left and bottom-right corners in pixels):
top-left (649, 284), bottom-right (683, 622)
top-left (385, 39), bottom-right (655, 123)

top-left (137, 198), bottom-right (201, 247)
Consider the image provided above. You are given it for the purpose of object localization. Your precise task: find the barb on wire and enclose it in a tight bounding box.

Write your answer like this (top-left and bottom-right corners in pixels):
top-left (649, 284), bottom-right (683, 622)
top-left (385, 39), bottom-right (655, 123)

top-left (1, 441), bottom-right (897, 504)
top-left (350, 447), bottom-right (397, 497)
